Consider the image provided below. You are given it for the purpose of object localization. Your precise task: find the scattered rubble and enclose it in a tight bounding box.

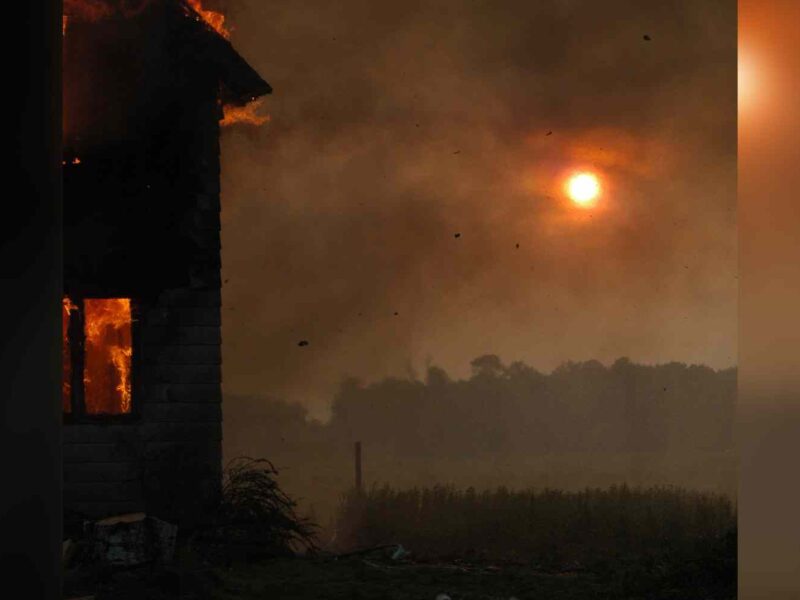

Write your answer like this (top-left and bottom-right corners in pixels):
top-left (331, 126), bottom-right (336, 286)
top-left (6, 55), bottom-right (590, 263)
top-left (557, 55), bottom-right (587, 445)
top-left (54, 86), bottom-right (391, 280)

top-left (83, 513), bottom-right (177, 568)
top-left (390, 544), bottom-right (409, 561)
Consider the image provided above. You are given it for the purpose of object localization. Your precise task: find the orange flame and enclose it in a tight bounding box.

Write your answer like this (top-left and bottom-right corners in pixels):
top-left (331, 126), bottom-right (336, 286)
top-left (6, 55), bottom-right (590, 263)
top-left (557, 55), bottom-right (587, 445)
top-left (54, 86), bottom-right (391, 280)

top-left (83, 298), bottom-right (133, 415)
top-left (62, 1), bottom-right (232, 41)
top-left (62, 297), bottom-right (79, 412)
top-left (186, 0), bottom-right (230, 39)
top-left (221, 98), bottom-right (270, 127)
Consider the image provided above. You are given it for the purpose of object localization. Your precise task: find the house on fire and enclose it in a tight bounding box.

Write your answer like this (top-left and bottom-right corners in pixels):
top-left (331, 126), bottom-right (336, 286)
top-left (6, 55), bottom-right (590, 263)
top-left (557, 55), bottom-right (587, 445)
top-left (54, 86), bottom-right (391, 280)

top-left (61, 1), bottom-right (270, 526)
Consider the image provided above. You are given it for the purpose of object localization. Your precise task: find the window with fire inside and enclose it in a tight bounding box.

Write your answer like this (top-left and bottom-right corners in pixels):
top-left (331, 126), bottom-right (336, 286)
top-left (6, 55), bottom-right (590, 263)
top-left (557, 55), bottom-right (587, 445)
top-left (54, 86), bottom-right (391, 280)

top-left (62, 297), bottom-right (136, 420)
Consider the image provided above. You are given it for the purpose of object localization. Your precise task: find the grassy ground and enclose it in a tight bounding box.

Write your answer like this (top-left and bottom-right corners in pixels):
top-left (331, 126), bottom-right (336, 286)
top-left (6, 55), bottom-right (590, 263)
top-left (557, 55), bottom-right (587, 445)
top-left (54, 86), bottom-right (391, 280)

top-left (333, 484), bottom-right (736, 565)
top-left (68, 522), bottom-right (735, 600)
top-left (211, 552), bottom-right (737, 600)
top-left (212, 556), bottom-right (631, 600)
top-left (64, 473), bottom-right (735, 600)
top-left (223, 447), bottom-right (737, 537)
top-left (71, 551), bottom-right (734, 600)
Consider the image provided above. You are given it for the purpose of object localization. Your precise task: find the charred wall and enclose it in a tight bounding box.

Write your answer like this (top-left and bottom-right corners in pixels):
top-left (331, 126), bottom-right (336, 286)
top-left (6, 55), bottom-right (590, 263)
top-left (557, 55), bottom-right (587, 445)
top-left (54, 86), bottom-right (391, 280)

top-left (62, 134), bottom-right (225, 525)
top-left (63, 288), bottom-right (224, 525)
top-left (61, 0), bottom-right (269, 526)
top-left (62, 4), bottom-right (226, 526)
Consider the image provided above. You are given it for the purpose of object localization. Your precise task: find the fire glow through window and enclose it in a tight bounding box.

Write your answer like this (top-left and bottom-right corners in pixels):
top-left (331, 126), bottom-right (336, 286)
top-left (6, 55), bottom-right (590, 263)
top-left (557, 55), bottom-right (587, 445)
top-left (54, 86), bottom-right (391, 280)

top-left (62, 297), bottom-right (133, 416)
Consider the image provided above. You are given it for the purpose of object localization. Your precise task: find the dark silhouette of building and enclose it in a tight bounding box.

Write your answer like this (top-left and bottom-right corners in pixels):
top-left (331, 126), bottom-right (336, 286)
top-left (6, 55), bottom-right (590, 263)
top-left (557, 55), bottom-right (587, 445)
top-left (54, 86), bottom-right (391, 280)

top-left (61, 0), bottom-right (270, 526)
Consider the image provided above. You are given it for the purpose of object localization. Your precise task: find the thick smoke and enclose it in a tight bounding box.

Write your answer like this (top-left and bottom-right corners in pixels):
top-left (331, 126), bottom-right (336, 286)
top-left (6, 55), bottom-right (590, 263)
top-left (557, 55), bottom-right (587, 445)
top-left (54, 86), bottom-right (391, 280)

top-left (218, 0), bottom-right (736, 419)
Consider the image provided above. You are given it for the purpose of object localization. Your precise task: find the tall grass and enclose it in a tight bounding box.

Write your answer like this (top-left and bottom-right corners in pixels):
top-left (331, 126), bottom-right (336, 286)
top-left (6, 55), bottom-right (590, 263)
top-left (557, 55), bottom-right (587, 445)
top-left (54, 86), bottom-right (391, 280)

top-left (193, 457), bottom-right (319, 563)
top-left (335, 484), bottom-right (736, 571)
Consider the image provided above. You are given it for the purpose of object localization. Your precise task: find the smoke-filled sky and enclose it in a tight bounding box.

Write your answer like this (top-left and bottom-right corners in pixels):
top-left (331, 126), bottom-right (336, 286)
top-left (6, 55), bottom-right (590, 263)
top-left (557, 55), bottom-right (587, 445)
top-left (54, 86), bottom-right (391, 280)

top-left (218, 0), bottom-right (736, 419)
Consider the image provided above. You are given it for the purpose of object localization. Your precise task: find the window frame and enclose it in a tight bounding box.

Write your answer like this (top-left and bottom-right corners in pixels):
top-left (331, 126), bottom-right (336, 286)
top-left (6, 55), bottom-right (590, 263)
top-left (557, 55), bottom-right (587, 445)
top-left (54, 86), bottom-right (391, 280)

top-left (62, 295), bottom-right (142, 425)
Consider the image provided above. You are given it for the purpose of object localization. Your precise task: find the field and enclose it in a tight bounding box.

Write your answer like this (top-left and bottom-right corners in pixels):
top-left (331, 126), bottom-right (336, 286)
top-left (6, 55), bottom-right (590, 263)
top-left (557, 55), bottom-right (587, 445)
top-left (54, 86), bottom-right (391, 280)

top-left (221, 444), bottom-right (737, 541)
top-left (334, 484), bottom-right (736, 564)
top-left (70, 482), bottom-right (736, 600)
top-left (83, 551), bottom-right (734, 600)
top-left (208, 552), bottom-right (733, 600)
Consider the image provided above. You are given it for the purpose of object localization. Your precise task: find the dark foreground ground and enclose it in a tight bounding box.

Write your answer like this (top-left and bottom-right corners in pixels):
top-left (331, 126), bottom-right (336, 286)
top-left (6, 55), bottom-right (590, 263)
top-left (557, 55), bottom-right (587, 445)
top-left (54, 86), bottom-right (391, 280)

top-left (66, 551), bottom-right (735, 600)
top-left (64, 479), bottom-right (735, 599)
top-left (208, 556), bottom-right (732, 600)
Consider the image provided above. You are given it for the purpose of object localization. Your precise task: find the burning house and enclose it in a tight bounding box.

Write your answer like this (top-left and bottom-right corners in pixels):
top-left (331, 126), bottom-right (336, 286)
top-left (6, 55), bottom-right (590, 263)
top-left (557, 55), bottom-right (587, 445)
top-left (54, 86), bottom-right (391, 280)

top-left (61, 0), bottom-right (270, 526)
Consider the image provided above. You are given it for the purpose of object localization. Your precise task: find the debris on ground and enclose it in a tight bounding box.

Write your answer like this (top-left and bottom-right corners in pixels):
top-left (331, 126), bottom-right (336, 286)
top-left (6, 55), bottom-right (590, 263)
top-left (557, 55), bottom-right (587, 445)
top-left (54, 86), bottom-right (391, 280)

top-left (390, 544), bottom-right (409, 561)
top-left (84, 512), bottom-right (177, 568)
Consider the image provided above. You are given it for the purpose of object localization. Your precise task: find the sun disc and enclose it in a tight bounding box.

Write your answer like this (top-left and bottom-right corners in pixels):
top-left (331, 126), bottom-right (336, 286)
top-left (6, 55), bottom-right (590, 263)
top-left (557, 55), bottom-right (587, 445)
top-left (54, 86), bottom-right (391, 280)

top-left (566, 172), bottom-right (600, 207)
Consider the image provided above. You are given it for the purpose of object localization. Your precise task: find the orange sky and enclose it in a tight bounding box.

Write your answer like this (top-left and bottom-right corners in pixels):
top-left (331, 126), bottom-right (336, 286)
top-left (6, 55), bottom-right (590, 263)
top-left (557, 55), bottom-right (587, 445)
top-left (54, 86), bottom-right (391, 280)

top-left (219, 0), bottom-right (736, 419)
top-left (738, 3), bottom-right (800, 597)
top-left (738, 0), bottom-right (800, 406)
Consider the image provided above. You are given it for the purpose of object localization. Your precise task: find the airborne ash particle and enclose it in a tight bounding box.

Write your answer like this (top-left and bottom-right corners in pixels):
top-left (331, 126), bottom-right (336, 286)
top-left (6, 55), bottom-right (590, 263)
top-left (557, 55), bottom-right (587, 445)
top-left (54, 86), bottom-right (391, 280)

top-left (454, 232), bottom-right (461, 239)
top-left (298, 340), bottom-right (309, 347)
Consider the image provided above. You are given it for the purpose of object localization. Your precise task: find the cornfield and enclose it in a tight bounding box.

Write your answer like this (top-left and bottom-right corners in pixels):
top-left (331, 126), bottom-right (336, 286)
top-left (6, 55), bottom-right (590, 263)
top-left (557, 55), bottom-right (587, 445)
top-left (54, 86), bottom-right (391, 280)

top-left (335, 484), bottom-right (736, 571)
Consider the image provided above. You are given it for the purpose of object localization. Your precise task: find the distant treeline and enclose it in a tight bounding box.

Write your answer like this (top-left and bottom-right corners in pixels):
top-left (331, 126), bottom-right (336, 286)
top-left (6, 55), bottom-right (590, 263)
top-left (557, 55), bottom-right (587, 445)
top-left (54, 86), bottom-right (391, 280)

top-left (228, 357), bottom-right (736, 459)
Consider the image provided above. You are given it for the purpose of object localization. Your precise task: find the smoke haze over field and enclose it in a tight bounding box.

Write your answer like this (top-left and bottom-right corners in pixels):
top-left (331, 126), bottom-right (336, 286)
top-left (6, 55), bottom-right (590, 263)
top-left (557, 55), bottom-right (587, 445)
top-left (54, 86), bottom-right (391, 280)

top-left (218, 0), bottom-right (736, 419)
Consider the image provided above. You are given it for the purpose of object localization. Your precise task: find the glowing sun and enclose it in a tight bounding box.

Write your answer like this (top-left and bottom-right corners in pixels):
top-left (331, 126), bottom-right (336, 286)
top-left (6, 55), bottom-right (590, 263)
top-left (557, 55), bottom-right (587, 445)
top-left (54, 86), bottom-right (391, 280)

top-left (738, 47), bottom-right (764, 117)
top-left (566, 172), bottom-right (601, 207)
